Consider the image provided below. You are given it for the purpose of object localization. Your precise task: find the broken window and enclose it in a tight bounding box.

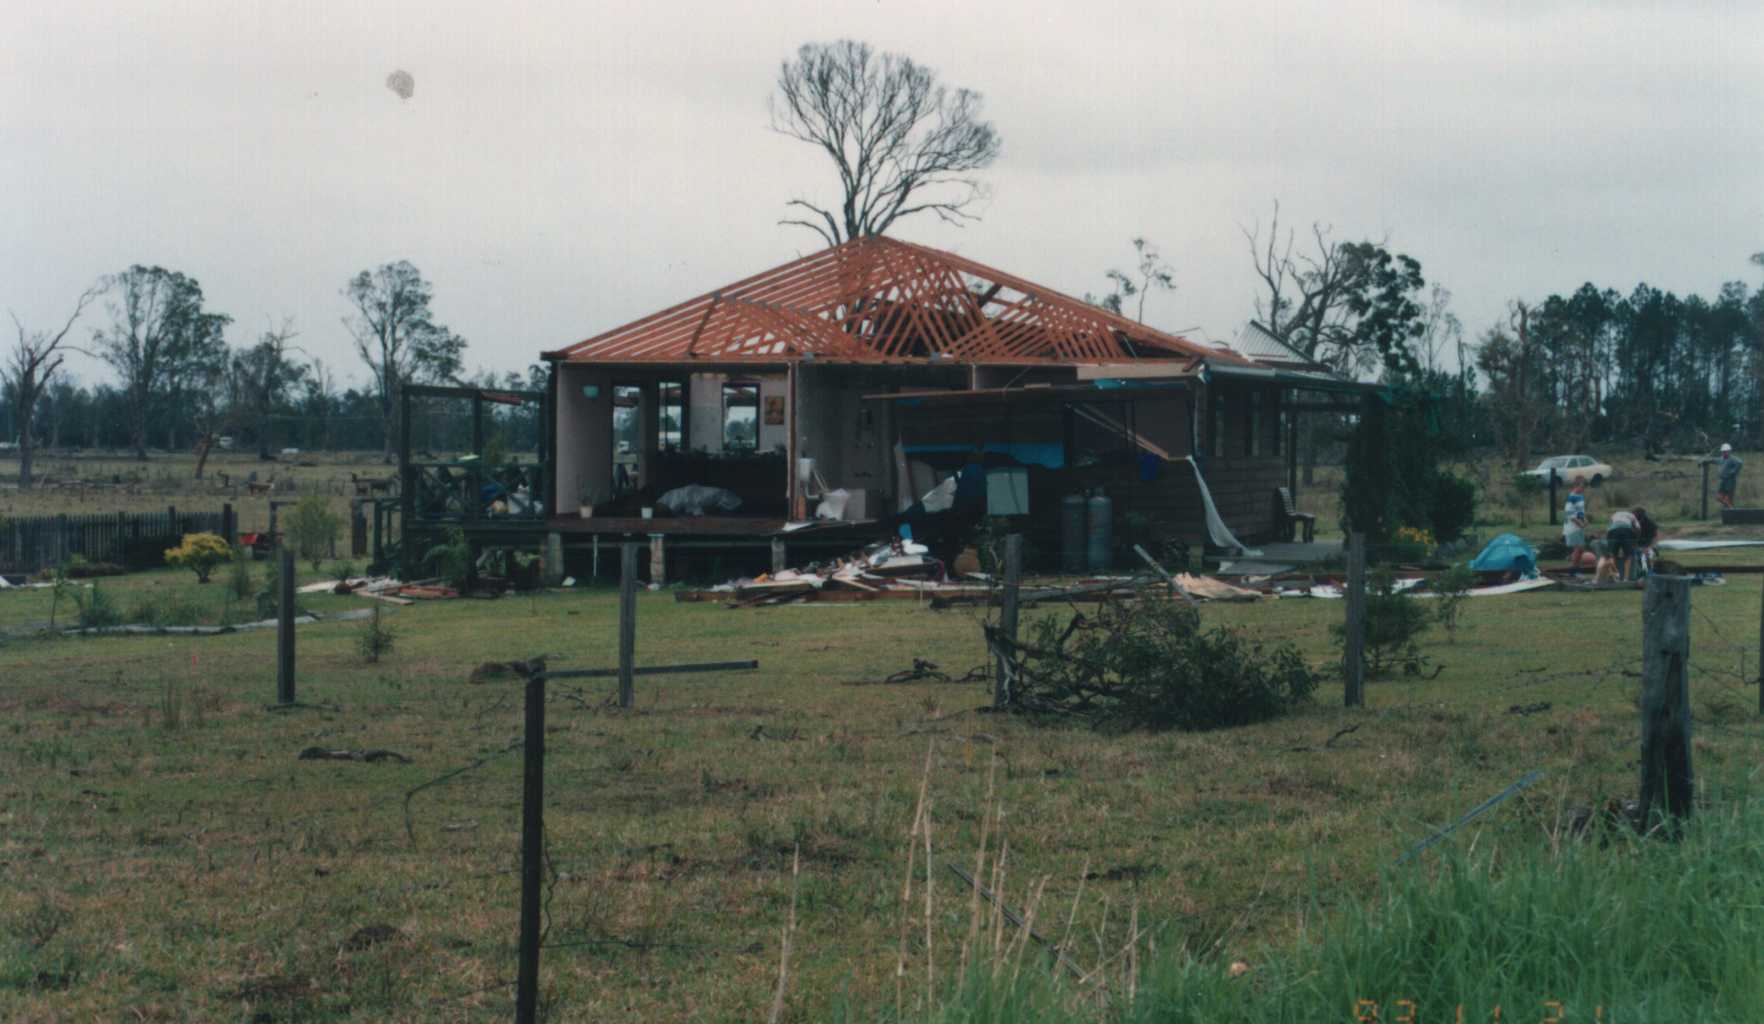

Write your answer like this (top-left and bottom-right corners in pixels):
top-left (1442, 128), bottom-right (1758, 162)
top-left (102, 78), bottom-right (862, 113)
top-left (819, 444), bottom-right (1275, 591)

top-left (723, 382), bottom-right (759, 451)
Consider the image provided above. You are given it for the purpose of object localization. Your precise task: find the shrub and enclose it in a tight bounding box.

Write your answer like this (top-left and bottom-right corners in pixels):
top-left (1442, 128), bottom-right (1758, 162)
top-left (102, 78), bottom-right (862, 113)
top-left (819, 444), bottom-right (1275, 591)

top-left (75, 582), bottom-right (123, 629)
top-left (284, 495), bottom-right (341, 571)
top-left (1430, 472), bottom-right (1477, 542)
top-left (1333, 569), bottom-right (1431, 677)
top-left (164, 532), bottom-right (231, 583)
top-left (1434, 563), bottom-right (1476, 641)
top-left (423, 527), bottom-right (472, 591)
top-left (330, 560), bottom-right (358, 583)
top-left (1008, 597), bottom-right (1317, 731)
top-left (357, 604), bottom-right (397, 663)
top-left (227, 545), bottom-right (254, 599)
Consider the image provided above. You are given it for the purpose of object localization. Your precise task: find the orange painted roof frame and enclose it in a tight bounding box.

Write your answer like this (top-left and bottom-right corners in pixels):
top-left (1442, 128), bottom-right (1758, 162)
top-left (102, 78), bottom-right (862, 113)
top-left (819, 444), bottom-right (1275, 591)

top-left (543, 236), bottom-right (1250, 367)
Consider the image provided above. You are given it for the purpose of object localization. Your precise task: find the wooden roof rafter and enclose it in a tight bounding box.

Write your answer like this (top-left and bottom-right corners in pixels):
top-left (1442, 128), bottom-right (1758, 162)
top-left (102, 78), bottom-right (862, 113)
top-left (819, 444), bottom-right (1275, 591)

top-left (546, 235), bottom-right (1249, 367)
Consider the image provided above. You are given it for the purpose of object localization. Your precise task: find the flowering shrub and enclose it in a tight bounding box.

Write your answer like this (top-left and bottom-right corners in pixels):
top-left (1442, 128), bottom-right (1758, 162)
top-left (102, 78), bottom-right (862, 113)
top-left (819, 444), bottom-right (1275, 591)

top-left (1393, 526), bottom-right (1436, 548)
top-left (164, 532), bottom-right (232, 583)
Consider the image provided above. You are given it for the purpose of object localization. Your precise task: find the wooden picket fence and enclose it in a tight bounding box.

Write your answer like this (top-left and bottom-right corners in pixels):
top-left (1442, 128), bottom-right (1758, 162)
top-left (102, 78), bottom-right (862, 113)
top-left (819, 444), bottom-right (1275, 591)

top-left (0, 505), bottom-right (234, 576)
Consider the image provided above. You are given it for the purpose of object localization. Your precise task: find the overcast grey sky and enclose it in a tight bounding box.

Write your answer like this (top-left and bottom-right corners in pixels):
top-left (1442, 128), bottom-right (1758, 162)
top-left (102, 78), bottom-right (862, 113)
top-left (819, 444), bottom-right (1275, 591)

top-left (5, 1), bottom-right (1761, 389)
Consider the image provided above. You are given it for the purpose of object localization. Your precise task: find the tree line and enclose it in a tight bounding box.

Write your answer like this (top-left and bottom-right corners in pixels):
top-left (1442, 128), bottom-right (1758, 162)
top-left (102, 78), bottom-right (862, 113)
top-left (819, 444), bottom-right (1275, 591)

top-left (2, 261), bottom-right (548, 489)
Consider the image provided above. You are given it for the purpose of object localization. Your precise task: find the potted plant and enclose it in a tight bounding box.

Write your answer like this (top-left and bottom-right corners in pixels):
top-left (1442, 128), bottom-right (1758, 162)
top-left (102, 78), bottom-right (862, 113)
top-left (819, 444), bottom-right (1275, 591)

top-left (578, 481), bottom-right (594, 518)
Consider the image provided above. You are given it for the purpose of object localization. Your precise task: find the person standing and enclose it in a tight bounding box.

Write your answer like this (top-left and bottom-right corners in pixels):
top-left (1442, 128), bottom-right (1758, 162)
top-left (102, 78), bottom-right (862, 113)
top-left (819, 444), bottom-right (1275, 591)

top-left (1717, 444), bottom-right (1743, 510)
top-left (1563, 481), bottom-right (1590, 572)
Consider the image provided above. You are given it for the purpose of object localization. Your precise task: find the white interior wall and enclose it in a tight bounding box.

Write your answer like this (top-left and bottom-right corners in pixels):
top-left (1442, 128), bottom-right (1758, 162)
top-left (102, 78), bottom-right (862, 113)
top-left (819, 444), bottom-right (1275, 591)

top-left (555, 363), bottom-right (613, 507)
top-left (686, 372), bottom-right (787, 454)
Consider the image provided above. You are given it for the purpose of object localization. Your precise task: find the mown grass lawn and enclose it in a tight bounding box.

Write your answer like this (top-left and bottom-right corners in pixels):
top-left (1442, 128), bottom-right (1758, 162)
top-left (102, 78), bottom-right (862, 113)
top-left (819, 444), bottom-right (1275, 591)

top-left (5, 546), bottom-right (1764, 1022)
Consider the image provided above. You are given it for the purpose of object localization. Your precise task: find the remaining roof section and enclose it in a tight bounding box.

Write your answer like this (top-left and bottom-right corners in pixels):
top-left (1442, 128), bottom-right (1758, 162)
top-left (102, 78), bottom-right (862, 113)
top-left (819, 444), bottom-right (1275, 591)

top-left (546, 236), bottom-right (1249, 366)
top-left (1227, 321), bottom-right (1323, 369)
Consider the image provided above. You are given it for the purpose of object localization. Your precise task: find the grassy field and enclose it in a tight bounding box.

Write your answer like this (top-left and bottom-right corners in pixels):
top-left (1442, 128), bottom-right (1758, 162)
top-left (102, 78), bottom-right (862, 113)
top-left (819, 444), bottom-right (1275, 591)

top-left (6, 533), bottom-right (1764, 1021)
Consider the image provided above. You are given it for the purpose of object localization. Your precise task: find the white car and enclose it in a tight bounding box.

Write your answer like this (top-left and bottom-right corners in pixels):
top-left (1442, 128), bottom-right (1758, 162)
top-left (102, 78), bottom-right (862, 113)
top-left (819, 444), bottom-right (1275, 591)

top-left (1520, 455), bottom-right (1614, 486)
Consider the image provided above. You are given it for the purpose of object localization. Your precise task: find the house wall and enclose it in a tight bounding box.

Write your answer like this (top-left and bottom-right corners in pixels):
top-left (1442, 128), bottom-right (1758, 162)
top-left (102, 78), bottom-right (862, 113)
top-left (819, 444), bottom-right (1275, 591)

top-left (555, 363), bottom-right (613, 509)
top-left (1194, 380), bottom-right (1288, 540)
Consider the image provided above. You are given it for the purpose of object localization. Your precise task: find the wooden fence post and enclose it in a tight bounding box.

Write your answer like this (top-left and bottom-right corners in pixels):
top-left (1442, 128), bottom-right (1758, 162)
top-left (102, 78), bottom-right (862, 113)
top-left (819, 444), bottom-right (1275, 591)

top-left (648, 533), bottom-right (665, 586)
top-left (1640, 575), bottom-right (1693, 831)
top-left (1701, 461), bottom-right (1711, 521)
top-left (276, 546), bottom-right (296, 705)
top-left (514, 669), bottom-right (546, 1024)
top-left (618, 543), bottom-right (638, 709)
top-left (993, 534), bottom-right (1024, 709)
top-left (1548, 469), bottom-right (1558, 526)
top-left (1343, 532), bottom-right (1367, 708)
top-left (223, 503), bottom-right (236, 546)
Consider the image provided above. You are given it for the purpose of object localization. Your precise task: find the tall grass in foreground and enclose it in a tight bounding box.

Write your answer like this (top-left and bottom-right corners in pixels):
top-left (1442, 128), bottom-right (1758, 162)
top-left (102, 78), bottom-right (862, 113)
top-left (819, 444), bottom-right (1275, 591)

top-left (920, 788), bottom-right (1764, 1024)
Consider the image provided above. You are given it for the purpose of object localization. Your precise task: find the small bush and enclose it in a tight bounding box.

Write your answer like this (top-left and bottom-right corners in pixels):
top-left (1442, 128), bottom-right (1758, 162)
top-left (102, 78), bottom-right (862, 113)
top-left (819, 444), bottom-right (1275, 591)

top-left (330, 560), bottom-right (358, 583)
top-left (75, 582), bottom-right (123, 629)
top-left (284, 495), bottom-right (341, 571)
top-left (1434, 563), bottom-right (1476, 641)
top-left (357, 604), bottom-right (397, 663)
top-left (1333, 569), bottom-right (1431, 677)
top-left (1430, 472), bottom-right (1477, 542)
top-left (423, 527), bottom-right (472, 591)
top-left (164, 532), bottom-right (231, 583)
top-left (1008, 597), bottom-right (1317, 730)
top-left (227, 545), bottom-right (254, 599)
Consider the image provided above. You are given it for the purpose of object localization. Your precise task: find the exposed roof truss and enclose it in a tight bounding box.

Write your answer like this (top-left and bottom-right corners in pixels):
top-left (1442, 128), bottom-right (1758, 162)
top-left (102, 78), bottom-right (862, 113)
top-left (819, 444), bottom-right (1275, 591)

top-left (548, 236), bottom-right (1247, 366)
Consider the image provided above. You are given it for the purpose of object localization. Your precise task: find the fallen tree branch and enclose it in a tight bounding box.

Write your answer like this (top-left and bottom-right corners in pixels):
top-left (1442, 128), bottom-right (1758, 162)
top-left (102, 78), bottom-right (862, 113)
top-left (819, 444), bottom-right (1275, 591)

top-left (298, 747), bottom-right (412, 764)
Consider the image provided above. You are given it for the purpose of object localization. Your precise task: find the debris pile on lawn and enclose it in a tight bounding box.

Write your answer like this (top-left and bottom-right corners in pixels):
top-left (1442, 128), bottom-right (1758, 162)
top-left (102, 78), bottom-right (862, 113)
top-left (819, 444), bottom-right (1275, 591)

top-left (297, 577), bottom-right (446, 604)
top-left (695, 538), bottom-right (991, 607)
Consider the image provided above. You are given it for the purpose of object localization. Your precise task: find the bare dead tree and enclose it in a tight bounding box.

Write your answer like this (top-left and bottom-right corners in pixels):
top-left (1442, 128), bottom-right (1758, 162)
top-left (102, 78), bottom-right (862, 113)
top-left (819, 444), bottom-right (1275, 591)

top-left (771, 40), bottom-right (1001, 247)
top-left (1241, 200), bottom-right (1372, 373)
top-left (1415, 284), bottom-right (1462, 376)
top-left (6, 286), bottom-right (99, 488)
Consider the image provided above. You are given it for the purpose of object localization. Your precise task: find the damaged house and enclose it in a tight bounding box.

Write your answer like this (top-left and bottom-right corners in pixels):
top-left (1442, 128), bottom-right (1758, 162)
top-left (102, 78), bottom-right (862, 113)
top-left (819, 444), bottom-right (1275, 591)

top-left (394, 236), bottom-right (1365, 581)
top-left (523, 235), bottom-right (1364, 578)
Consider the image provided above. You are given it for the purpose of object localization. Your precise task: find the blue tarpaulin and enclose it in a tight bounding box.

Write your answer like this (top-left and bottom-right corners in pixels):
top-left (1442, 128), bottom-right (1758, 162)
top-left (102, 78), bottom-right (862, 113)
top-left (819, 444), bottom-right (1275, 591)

top-left (1469, 533), bottom-right (1538, 577)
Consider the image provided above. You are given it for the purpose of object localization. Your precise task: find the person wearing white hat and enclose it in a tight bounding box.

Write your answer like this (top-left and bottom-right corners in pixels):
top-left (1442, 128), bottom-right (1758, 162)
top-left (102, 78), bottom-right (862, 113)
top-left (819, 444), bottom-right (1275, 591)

top-left (1717, 444), bottom-right (1743, 510)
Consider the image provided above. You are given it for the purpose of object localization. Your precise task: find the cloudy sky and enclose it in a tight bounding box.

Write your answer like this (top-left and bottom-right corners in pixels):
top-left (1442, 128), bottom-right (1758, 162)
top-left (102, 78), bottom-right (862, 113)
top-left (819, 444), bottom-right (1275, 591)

top-left (4, 0), bottom-right (1760, 389)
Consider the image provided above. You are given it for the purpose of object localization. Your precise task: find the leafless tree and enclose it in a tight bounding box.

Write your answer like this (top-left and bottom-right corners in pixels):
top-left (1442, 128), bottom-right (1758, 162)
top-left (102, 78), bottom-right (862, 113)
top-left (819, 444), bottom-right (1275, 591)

top-left (771, 40), bottom-right (1001, 247)
top-left (1242, 200), bottom-right (1376, 375)
top-left (1414, 284), bottom-right (1463, 376)
top-left (6, 286), bottom-right (99, 488)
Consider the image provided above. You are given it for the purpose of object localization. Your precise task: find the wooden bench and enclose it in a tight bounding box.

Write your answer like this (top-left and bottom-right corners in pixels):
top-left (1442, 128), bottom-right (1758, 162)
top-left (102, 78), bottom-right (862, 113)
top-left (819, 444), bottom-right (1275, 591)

top-left (1276, 487), bottom-right (1316, 543)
